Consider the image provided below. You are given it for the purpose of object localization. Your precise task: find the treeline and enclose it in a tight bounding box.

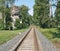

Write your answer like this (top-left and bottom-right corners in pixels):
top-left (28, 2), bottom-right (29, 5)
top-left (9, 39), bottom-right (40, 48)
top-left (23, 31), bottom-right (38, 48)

top-left (5, 5), bottom-right (32, 30)
top-left (15, 5), bottom-right (32, 29)
top-left (0, 0), bottom-right (60, 30)
top-left (0, 0), bottom-right (32, 30)
top-left (0, 0), bottom-right (16, 30)
top-left (33, 0), bottom-right (60, 28)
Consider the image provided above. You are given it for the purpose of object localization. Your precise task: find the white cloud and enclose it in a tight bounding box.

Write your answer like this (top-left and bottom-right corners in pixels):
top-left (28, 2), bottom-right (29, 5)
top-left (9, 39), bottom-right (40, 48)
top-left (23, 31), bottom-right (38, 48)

top-left (28, 9), bottom-right (33, 16)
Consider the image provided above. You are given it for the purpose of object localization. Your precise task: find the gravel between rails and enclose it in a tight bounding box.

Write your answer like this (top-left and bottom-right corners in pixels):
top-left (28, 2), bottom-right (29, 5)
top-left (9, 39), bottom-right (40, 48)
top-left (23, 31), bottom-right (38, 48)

top-left (0, 28), bottom-right (30, 51)
top-left (35, 28), bottom-right (59, 51)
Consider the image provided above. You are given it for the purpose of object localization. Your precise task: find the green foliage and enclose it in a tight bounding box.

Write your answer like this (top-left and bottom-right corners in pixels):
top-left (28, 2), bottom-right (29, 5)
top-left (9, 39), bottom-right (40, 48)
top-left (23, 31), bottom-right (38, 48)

top-left (0, 0), bottom-right (16, 30)
top-left (15, 19), bottom-right (22, 29)
top-left (19, 5), bottom-right (31, 28)
top-left (34, 0), bottom-right (57, 28)
top-left (5, 8), bottom-right (13, 30)
top-left (34, 0), bottom-right (50, 28)
top-left (38, 27), bottom-right (60, 43)
top-left (55, 1), bottom-right (60, 27)
top-left (55, 1), bottom-right (60, 33)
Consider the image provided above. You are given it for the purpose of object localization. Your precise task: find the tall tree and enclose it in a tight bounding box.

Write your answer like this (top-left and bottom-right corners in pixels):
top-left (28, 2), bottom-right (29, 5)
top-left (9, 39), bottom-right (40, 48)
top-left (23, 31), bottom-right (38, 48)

top-left (0, 0), bottom-right (16, 29)
top-left (55, 1), bottom-right (60, 27)
top-left (34, 0), bottom-right (50, 28)
top-left (5, 7), bottom-right (13, 30)
top-left (19, 5), bottom-right (30, 28)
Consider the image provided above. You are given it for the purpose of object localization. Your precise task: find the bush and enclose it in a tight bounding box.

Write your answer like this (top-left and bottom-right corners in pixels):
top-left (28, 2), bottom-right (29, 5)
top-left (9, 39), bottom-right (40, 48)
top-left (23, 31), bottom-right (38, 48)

top-left (57, 26), bottom-right (60, 33)
top-left (15, 19), bottom-right (22, 29)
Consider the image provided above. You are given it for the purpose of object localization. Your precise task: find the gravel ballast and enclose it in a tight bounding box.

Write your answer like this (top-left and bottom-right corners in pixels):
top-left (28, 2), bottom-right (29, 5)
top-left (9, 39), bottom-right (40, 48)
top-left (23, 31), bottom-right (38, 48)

top-left (35, 28), bottom-right (59, 51)
top-left (0, 28), bottom-right (30, 51)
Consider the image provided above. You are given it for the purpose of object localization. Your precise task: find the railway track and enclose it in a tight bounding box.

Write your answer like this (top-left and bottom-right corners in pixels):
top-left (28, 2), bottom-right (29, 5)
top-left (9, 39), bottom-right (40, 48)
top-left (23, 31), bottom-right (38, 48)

top-left (10, 27), bottom-right (59, 51)
top-left (10, 27), bottom-right (43, 51)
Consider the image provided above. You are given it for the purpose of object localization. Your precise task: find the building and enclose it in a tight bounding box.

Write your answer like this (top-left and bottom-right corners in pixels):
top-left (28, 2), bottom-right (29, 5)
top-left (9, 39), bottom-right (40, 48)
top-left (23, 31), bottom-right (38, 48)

top-left (11, 5), bottom-right (20, 29)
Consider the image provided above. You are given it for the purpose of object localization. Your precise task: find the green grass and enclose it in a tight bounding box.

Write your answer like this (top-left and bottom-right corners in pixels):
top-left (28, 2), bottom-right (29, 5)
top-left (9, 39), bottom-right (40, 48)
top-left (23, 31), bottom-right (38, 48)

top-left (0, 28), bottom-right (27, 45)
top-left (37, 26), bottom-right (60, 43)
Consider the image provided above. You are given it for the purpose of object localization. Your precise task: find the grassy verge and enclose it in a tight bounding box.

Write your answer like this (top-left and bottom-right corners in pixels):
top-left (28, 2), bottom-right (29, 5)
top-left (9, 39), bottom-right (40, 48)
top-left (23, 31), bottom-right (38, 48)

top-left (37, 26), bottom-right (60, 43)
top-left (0, 28), bottom-right (27, 45)
top-left (37, 27), bottom-right (60, 49)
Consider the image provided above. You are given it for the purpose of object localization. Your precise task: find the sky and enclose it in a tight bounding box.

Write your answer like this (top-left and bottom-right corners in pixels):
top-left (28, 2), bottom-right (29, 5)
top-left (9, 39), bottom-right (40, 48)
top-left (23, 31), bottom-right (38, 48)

top-left (14, 0), bottom-right (35, 16)
top-left (51, 0), bottom-right (57, 16)
top-left (14, 0), bottom-right (57, 16)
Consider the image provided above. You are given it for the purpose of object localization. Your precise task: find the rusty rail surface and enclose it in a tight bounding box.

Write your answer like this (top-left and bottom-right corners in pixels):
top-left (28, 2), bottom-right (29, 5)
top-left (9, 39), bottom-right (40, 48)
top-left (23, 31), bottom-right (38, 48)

top-left (10, 27), bottom-right (42, 51)
top-left (10, 27), bottom-right (32, 51)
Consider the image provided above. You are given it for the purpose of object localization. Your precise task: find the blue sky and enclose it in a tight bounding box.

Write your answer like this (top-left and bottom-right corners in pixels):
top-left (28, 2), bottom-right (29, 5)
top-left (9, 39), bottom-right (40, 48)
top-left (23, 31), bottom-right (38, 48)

top-left (14, 0), bottom-right (35, 16)
top-left (14, 0), bottom-right (57, 16)
top-left (52, 0), bottom-right (57, 16)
